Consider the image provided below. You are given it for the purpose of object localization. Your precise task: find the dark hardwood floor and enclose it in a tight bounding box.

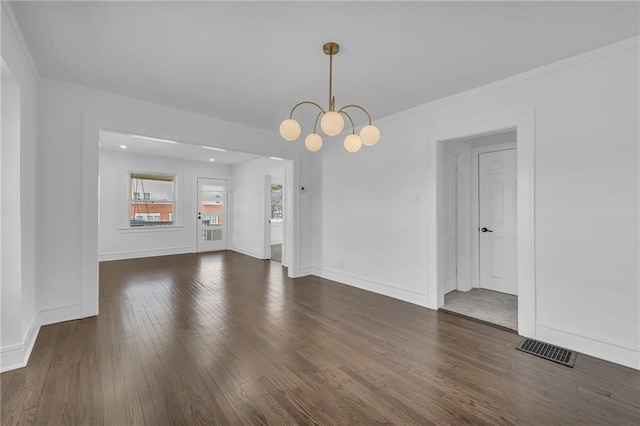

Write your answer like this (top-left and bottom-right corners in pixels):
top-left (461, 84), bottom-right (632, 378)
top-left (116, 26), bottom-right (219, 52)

top-left (2, 251), bottom-right (639, 425)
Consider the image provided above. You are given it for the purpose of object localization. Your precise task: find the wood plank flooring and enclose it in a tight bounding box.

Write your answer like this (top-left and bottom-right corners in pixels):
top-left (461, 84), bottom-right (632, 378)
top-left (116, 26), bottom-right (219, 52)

top-left (2, 251), bottom-right (639, 425)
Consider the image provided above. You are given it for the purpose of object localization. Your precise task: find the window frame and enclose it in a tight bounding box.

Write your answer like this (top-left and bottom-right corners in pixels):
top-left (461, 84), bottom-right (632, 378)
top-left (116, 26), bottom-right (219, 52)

top-left (128, 171), bottom-right (177, 228)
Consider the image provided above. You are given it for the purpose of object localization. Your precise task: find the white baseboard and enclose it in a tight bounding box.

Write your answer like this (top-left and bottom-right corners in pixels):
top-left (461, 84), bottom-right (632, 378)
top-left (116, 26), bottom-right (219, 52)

top-left (230, 245), bottom-right (263, 260)
top-left (99, 246), bottom-right (192, 261)
top-left (1, 316), bottom-right (40, 373)
top-left (536, 322), bottom-right (640, 370)
top-left (295, 266), bottom-right (313, 277)
top-left (1, 303), bottom-right (99, 372)
top-left (311, 267), bottom-right (429, 308)
top-left (39, 303), bottom-right (84, 326)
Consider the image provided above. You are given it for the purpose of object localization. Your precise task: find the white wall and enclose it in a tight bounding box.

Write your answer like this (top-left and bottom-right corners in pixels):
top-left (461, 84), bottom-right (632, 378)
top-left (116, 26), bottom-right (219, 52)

top-left (312, 39), bottom-right (639, 369)
top-left (230, 158), bottom-right (286, 259)
top-left (0, 3), bottom-right (40, 372)
top-left (99, 149), bottom-right (232, 260)
top-left (37, 77), bottom-right (314, 326)
top-left (2, 71), bottom-right (23, 356)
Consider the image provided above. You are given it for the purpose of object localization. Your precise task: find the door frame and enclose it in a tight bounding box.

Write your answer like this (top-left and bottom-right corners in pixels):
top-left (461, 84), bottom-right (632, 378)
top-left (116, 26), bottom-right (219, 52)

top-left (426, 110), bottom-right (536, 337)
top-left (82, 115), bottom-right (304, 318)
top-left (262, 167), bottom-right (289, 265)
top-left (196, 177), bottom-right (228, 253)
top-left (262, 174), bottom-right (272, 260)
top-left (442, 147), bottom-right (458, 294)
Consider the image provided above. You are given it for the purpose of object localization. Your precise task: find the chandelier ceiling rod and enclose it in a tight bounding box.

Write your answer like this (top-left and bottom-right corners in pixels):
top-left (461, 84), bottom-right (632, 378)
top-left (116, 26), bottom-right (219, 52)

top-left (327, 42), bottom-right (337, 111)
top-left (279, 42), bottom-right (380, 153)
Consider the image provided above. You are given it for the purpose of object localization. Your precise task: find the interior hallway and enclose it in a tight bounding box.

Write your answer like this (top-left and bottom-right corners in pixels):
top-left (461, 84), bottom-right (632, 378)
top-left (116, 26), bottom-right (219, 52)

top-left (270, 243), bottom-right (282, 263)
top-left (1, 252), bottom-right (638, 424)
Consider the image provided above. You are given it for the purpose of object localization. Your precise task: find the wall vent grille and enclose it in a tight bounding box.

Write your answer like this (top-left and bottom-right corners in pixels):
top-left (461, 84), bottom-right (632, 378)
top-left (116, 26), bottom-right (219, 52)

top-left (516, 338), bottom-right (577, 367)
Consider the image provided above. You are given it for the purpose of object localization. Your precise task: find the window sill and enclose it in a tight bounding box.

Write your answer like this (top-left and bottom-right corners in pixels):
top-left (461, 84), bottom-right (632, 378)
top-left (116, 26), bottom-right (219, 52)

top-left (119, 225), bottom-right (184, 233)
top-left (271, 219), bottom-right (283, 224)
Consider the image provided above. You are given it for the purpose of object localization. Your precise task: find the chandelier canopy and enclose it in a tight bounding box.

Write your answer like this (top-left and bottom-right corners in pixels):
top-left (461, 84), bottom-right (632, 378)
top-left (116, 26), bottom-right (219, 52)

top-left (279, 42), bottom-right (380, 153)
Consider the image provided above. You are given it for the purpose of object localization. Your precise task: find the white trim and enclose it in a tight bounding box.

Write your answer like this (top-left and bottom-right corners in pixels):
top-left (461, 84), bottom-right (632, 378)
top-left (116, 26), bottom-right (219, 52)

top-left (99, 246), bottom-right (191, 262)
top-left (81, 116), bottom-right (100, 318)
top-left (263, 174), bottom-right (272, 259)
top-left (127, 169), bottom-right (178, 227)
top-left (39, 303), bottom-right (83, 326)
top-left (0, 317), bottom-right (40, 373)
top-left (230, 244), bottom-right (263, 260)
top-left (118, 225), bottom-right (184, 233)
top-left (1, 2), bottom-right (40, 80)
top-left (290, 157), bottom-right (302, 277)
top-left (283, 161), bottom-right (294, 268)
top-left (296, 266), bottom-right (313, 277)
top-left (426, 110), bottom-right (536, 339)
top-left (312, 267), bottom-right (429, 308)
top-left (377, 37), bottom-right (639, 126)
top-left (536, 322), bottom-right (640, 370)
top-left (1, 301), bottom-right (99, 372)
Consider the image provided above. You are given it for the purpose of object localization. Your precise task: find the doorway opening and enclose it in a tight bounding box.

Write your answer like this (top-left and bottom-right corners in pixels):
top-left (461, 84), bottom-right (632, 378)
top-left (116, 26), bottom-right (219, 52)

top-left (438, 130), bottom-right (518, 331)
top-left (426, 110), bottom-right (536, 337)
top-left (197, 177), bottom-right (228, 253)
top-left (263, 167), bottom-right (287, 265)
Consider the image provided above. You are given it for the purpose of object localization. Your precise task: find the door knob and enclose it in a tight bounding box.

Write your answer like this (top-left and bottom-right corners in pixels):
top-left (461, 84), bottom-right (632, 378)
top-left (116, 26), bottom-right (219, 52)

top-left (481, 227), bottom-right (493, 233)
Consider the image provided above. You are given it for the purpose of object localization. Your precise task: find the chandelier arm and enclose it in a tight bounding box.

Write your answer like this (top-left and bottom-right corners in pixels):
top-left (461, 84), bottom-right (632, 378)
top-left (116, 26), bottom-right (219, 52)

top-left (312, 111), bottom-right (323, 134)
top-left (289, 101), bottom-right (326, 118)
top-left (339, 110), bottom-right (356, 134)
top-left (337, 104), bottom-right (372, 125)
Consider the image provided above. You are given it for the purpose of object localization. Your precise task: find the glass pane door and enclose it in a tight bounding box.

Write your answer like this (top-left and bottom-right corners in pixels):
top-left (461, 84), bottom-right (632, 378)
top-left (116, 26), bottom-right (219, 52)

top-left (197, 178), bottom-right (227, 252)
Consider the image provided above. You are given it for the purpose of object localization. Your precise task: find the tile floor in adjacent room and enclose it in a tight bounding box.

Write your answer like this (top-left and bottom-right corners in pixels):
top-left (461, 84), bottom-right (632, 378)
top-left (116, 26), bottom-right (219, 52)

top-left (442, 288), bottom-right (518, 331)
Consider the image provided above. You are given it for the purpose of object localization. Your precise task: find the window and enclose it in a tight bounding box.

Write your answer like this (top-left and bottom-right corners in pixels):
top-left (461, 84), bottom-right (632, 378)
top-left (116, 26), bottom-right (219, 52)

top-left (130, 173), bottom-right (175, 227)
top-left (134, 213), bottom-right (161, 222)
top-left (201, 185), bottom-right (224, 226)
top-left (271, 184), bottom-right (283, 222)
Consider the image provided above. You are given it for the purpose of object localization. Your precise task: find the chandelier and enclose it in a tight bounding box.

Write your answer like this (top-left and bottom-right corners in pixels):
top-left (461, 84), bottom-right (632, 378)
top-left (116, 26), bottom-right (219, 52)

top-left (279, 42), bottom-right (380, 153)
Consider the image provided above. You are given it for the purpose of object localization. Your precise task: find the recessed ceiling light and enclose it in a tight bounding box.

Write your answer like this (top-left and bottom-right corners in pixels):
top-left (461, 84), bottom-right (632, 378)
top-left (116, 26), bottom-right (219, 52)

top-left (131, 134), bottom-right (178, 144)
top-left (202, 146), bottom-right (227, 152)
top-left (269, 156), bottom-right (284, 161)
top-left (120, 145), bottom-right (127, 149)
top-left (209, 158), bottom-right (215, 162)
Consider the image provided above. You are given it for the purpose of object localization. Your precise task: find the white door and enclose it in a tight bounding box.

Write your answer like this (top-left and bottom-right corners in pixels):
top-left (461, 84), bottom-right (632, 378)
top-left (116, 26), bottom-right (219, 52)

top-left (478, 149), bottom-right (517, 295)
top-left (197, 178), bottom-right (228, 252)
top-left (443, 150), bottom-right (457, 294)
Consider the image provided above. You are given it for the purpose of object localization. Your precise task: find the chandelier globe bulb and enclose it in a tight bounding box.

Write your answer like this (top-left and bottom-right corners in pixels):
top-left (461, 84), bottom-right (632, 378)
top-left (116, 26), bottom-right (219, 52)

top-left (320, 111), bottom-right (344, 137)
top-left (279, 119), bottom-right (301, 141)
top-left (359, 124), bottom-right (380, 147)
top-left (305, 133), bottom-right (323, 152)
top-left (344, 133), bottom-right (362, 153)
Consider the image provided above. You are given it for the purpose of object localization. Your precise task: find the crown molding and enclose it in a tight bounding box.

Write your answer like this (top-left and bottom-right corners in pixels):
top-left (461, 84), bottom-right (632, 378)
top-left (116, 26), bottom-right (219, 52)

top-left (2, 1), bottom-right (41, 80)
top-left (377, 36), bottom-right (639, 126)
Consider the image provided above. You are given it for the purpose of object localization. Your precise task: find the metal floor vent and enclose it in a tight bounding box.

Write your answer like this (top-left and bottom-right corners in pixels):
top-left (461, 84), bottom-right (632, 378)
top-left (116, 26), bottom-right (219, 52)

top-left (516, 338), bottom-right (577, 367)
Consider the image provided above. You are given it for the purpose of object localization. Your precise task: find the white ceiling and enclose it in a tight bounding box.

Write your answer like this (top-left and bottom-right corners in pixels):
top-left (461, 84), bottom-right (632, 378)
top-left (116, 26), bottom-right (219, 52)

top-left (10, 1), bottom-right (639, 134)
top-left (99, 130), bottom-right (263, 165)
